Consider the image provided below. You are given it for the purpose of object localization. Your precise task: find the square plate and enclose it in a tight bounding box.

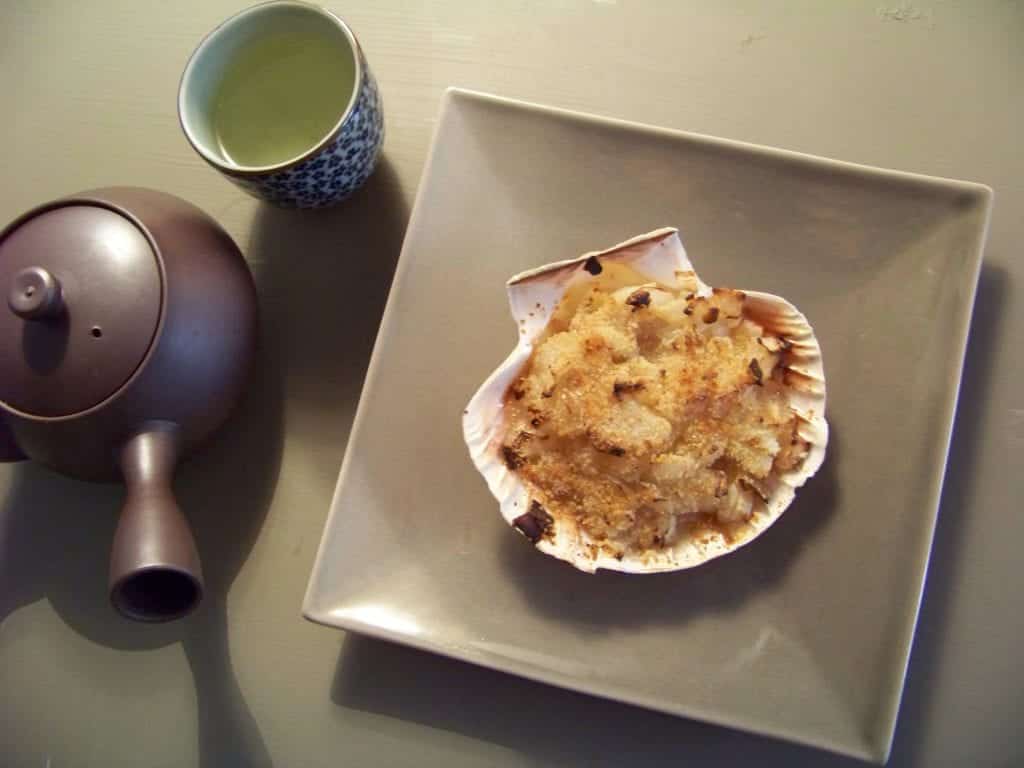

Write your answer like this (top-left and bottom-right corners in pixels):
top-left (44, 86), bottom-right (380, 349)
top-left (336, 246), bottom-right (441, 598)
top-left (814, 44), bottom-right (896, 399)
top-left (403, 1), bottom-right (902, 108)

top-left (304, 88), bottom-right (992, 762)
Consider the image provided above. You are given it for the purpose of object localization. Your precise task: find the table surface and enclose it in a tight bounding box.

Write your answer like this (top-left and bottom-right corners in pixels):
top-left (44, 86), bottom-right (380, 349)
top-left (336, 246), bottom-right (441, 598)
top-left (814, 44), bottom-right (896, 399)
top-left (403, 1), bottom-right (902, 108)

top-left (1, 1), bottom-right (1020, 766)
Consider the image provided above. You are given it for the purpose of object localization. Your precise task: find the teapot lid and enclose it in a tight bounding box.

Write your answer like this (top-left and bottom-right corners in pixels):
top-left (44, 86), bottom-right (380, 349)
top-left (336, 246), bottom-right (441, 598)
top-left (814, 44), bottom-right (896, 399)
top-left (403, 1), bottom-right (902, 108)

top-left (0, 200), bottom-right (162, 418)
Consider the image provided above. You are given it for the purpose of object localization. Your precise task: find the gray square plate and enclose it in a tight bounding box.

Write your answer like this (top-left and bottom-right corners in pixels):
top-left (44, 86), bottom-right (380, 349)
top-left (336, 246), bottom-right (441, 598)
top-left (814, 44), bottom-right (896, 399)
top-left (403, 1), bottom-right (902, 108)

top-left (304, 88), bottom-right (992, 762)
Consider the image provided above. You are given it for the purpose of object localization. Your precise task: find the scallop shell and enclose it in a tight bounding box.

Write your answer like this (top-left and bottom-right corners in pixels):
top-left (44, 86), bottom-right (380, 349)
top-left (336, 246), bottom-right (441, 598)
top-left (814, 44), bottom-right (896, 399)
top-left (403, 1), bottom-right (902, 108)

top-left (463, 228), bottom-right (828, 573)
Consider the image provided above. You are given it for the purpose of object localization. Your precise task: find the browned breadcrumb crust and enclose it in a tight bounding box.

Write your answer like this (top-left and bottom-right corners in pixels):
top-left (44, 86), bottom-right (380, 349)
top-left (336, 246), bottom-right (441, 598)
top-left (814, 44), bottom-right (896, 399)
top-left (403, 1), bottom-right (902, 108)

top-left (501, 282), bottom-right (809, 560)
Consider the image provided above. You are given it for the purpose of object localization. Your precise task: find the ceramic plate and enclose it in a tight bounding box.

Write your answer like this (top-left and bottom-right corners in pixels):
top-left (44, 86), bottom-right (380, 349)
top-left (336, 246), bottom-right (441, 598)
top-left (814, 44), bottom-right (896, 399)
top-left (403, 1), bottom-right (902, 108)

top-left (304, 88), bottom-right (992, 762)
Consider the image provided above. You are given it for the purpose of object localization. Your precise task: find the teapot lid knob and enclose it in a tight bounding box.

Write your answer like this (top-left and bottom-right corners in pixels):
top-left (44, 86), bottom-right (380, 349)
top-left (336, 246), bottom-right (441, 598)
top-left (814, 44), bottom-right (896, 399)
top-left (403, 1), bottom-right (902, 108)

top-left (8, 266), bottom-right (64, 321)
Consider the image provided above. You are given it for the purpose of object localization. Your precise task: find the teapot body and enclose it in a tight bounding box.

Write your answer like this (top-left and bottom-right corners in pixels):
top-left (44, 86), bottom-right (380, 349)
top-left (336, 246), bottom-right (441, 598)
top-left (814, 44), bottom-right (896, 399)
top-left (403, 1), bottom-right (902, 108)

top-left (2, 187), bottom-right (257, 479)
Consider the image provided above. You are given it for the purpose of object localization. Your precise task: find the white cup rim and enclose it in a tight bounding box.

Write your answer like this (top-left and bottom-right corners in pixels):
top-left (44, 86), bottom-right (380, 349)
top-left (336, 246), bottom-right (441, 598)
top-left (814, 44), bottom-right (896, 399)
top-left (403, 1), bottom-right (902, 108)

top-left (177, 0), bottom-right (364, 176)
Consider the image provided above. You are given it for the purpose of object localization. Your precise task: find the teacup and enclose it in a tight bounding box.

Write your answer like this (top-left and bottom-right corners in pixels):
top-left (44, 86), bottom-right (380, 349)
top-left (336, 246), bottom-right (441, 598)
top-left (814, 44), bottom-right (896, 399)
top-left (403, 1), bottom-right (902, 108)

top-left (178, 0), bottom-right (383, 208)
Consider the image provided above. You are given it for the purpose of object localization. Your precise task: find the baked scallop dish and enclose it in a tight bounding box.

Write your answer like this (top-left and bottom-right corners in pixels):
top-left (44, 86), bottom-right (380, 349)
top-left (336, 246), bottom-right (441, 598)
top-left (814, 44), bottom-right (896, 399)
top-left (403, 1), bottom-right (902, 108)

top-left (464, 228), bottom-right (827, 573)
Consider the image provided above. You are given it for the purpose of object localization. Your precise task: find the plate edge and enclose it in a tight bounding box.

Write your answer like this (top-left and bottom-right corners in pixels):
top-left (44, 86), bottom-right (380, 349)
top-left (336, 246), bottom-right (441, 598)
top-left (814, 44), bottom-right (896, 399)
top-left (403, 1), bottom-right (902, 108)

top-left (304, 609), bottom-right (880, 764)
top-left (301, 87), bottom-right (463, 619)
top-left (445, 86), bottom-right (994, 196)
top-left (870, 179), bottom-right (996, 763)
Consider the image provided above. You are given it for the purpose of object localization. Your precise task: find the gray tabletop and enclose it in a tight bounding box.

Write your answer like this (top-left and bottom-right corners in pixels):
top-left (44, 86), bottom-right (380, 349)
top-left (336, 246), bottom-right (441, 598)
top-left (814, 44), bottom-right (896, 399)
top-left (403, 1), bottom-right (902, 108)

top-left (1, 1), bottom-right (1020, 766)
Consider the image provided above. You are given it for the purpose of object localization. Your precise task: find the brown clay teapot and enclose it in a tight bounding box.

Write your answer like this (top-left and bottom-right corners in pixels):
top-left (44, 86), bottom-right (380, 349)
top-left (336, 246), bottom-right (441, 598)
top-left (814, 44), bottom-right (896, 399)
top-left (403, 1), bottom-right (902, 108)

top-left (0, 187), bottom-right (257, 621)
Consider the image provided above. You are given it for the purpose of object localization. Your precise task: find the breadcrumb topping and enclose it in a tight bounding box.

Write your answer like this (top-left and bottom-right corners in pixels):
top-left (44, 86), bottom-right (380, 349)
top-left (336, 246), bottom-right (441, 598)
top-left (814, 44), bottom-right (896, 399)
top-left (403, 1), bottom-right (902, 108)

top-left (502, 279), bottom-right (809, 558)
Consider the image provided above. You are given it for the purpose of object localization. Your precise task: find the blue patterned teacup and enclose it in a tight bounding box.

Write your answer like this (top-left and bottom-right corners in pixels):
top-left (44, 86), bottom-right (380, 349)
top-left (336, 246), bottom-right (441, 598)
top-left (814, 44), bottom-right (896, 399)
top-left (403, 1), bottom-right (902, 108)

top-left (178, 1), bottom-right (384, 208)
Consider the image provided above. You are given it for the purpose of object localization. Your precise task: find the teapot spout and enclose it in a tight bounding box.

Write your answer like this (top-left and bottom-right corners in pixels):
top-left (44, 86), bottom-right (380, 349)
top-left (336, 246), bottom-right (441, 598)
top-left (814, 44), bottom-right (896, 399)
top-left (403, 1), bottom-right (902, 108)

top-left (109, 422), bottom-right (203, 621)
top-left (0, 414), bottom-right (25, 462)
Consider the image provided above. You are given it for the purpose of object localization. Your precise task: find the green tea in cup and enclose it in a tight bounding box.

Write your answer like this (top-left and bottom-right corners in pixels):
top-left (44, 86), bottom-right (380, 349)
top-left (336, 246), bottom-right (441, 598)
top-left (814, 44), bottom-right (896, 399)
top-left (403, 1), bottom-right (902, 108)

top-left (211, 29), bottom-right (356, 168)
